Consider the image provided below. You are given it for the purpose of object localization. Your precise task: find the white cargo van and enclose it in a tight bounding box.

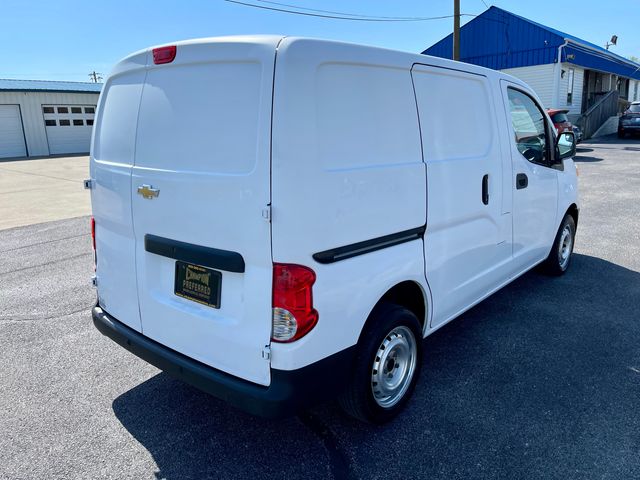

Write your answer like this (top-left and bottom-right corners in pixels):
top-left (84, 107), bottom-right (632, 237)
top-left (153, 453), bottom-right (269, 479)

top-left (89, 36), bottom-right (578, 423)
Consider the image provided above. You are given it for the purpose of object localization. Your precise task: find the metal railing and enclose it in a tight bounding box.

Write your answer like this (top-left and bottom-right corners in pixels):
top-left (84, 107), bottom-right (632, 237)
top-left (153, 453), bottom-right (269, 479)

top-left (578, 90), bottom-right (619, 139)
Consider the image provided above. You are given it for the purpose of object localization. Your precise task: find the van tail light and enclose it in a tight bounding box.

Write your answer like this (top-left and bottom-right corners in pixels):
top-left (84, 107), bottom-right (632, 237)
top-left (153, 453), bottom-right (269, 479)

top-left (272, 263), bottom-right (318, 342)
top-left (90, 216), bottom-right (96, 270)
top-left (153, 46), bottom-right (176, 64)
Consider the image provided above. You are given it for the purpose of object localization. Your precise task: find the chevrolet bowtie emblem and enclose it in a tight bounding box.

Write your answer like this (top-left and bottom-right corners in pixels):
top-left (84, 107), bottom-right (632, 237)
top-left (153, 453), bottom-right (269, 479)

top-left (137, 184), bottom-right (160, 199)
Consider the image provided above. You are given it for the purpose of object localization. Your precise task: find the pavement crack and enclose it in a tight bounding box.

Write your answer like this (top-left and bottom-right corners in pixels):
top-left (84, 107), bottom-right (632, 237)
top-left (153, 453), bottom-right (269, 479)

top-left (0, 165), bottom-right (82, 184)
top-left (298, 412), bottom-right (355, 480)
top-left (0, 233), bottom-right (89, 253)
top-left (0, 303), bottom-right (95, 322)
top-left (0, 252), bottom-right (91, 276)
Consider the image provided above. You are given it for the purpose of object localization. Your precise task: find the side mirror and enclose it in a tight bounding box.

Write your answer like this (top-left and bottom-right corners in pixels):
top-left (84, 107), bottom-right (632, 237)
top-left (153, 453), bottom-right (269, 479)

top-left (555, 131), bottom-right (576, 161)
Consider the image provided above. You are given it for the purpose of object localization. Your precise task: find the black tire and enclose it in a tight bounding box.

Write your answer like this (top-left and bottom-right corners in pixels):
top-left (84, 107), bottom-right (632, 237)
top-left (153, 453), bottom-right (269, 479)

top-left (542, 214), bottom-right (576, 276)
top-left (338, 303), bottom-right (422, 424)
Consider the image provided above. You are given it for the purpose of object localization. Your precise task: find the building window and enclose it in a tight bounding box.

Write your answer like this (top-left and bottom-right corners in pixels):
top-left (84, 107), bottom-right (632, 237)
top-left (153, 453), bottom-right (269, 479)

top-left (86, 119), bottom-right (94, 126)
top-left (59, 119), bottom-right (71, 126)
top-left (85, 107), bottom-right (95, 114)
top-left (567, 68), bottom-right (574, 105)
top-left (42, 106), bottom-right (54, 114)
top-left (45, 120), bottom-right (56, 126)
top-left (73, 119), bottom-right (84, 126)
top-left (57, 107), bottom-right (69, 114)
top-left (71, 107), bottom-right (82, 114)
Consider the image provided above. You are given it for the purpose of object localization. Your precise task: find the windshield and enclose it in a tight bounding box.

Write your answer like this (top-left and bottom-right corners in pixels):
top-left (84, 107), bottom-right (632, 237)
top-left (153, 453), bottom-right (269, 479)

top-left (628, 104), bottom-right (640, 113)
top-left (552, 112), bottom-right (569, 123)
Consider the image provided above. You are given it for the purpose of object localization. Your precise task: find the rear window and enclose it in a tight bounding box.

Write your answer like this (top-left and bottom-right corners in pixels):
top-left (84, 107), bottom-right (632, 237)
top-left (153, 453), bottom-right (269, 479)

top-left (93, 71), bottom-right (146, 164)
top-left (135, 62), bottom-right (262, 174)
top-left (552, 112), bottom-right (569, 123)
top-left (629, 104), bottom-right (640, 113)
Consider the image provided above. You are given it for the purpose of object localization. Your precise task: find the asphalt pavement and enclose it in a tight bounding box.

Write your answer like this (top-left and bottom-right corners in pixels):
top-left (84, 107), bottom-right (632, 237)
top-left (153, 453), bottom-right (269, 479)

top-left (1, 136), bottom-right (639, 479)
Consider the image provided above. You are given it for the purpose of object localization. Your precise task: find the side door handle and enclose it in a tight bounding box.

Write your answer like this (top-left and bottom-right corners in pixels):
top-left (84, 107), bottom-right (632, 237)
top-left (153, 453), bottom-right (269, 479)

top-left (482, 174), bottom-right (489, 205)
top-left (516, 173), bottom-right (528, 190)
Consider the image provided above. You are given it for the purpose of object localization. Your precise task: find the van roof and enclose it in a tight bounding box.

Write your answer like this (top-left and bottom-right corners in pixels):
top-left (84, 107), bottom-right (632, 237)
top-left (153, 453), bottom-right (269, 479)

top-left (110, 35), bottom-right (530, 95)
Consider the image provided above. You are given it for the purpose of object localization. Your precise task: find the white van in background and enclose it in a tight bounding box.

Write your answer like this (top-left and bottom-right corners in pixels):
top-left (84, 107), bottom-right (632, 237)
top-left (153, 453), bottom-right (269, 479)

top-left (89, 36), bottom-right (578, 423)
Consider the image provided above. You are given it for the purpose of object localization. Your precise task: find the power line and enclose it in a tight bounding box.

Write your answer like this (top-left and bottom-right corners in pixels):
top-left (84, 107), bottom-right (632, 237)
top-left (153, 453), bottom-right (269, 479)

top-left (254, 0), bottom-right (450, 20)
top-left (480, 0), bottom-right (490, 9)
top-left (224, 0), bottom-right (474, 22)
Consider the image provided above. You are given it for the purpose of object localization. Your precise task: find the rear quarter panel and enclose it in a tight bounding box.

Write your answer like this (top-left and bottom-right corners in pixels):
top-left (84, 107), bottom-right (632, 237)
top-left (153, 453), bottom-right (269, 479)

top-left (270, 39), bottom-right (428, 370)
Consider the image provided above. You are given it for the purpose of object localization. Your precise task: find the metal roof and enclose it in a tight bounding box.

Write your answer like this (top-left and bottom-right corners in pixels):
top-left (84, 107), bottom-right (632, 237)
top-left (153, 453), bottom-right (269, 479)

top-left (0, 79), bottom-right (102, 93)
top-left (423, 7), bottom-right (640, 80)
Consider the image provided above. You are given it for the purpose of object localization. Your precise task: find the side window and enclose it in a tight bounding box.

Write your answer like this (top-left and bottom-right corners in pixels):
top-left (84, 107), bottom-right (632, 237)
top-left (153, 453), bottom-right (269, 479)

top-left (507, 88), bottom-right (549, 165)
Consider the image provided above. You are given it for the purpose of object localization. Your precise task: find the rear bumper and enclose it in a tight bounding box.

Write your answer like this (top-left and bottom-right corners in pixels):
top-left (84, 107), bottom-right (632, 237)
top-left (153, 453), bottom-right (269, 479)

top-left (92, 306), bottom-right (356, 418)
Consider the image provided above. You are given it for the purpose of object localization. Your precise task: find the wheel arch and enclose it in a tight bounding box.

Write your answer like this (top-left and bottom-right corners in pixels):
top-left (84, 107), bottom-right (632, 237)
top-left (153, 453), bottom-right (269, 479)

top-left (566, 203), bottom-right (579, 228)
top-left (357, 280), bottom-right (430, 345)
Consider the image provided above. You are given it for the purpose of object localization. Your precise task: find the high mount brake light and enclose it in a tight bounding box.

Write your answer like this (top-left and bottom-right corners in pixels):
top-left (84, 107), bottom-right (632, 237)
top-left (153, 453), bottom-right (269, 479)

top-left (272, 263), bottom-right (318, 343)
top-left (153, 46), bottom-right (176, 65)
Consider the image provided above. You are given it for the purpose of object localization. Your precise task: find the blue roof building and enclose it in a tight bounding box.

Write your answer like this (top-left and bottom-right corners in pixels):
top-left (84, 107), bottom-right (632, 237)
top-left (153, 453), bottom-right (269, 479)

top-left (423, 6), bottom-right (640, 121)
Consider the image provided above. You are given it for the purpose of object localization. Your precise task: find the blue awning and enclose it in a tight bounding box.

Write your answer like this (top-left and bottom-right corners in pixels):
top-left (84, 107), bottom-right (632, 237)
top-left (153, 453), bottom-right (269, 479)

top-left (563, 43), bottom-right (640, 80)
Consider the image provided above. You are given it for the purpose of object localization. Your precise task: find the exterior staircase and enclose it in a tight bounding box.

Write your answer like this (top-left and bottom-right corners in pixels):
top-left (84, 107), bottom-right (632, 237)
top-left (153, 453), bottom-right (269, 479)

top-left (577, 90), bottom-right (619, 139)
top-left (591, 116), bottom-right (619, 138)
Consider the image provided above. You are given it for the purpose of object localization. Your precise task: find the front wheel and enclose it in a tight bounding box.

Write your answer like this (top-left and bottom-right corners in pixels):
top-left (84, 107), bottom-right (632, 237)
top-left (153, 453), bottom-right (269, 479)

top-left (542, 214), bottom-right (576, 276)
top-left (338, 303), bottom-right (422, 424)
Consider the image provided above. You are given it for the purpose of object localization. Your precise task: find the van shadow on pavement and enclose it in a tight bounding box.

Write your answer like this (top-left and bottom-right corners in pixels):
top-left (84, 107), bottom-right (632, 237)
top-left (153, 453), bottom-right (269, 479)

top-left (112, 254), bottom-right (640, 480)
top-left (574, 147), bottom-right (602, 162)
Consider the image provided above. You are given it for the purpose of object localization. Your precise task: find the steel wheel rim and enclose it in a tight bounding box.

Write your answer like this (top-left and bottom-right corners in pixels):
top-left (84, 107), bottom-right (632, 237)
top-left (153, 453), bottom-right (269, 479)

top-left (558, 225), bottom-right (573, 269)
top-left (371, 326), bottom-right (417, 409)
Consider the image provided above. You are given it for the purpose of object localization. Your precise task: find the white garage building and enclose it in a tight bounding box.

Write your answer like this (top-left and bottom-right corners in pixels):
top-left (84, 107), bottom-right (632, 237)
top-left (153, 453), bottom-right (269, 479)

top-left (0, 79), bottom-right (101, 159)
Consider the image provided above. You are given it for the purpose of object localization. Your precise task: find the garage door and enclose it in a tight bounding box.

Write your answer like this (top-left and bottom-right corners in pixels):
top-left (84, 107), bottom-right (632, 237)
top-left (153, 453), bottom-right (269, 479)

top-left (0, 105), bottom-right (27, 158)
top-left (43, 105), bottom-right (96, 155)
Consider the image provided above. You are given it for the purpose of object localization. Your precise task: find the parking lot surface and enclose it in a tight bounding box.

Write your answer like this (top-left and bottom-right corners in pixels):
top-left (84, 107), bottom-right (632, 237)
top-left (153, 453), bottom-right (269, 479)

top-left (1, 136), bottom-right (639, 479)
top-left (0, 155), bottom-right (89, 231)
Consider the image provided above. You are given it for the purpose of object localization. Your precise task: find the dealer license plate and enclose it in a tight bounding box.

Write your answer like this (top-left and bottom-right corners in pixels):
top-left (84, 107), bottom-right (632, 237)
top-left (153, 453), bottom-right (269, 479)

top-left (174, 261), bottom-right (222, 308)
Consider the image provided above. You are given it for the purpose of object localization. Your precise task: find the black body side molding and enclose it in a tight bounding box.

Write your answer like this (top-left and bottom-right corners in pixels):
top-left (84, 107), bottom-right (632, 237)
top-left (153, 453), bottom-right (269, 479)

top-left (145, 234), bottom-right (245, 273)
top-left (312, 226), bottom-right (426, 264)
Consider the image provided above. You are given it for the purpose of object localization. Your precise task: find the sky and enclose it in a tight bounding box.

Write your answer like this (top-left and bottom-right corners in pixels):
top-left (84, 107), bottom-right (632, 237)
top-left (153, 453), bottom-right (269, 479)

top-left (0, 0), bottom-right (639, 83)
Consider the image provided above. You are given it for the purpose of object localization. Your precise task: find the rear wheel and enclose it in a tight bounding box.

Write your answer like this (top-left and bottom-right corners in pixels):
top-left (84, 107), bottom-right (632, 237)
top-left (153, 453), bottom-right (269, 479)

top-left (542, 214), bottom-right (576, 276)
top-left (338, 303), bottom-right (422, 424)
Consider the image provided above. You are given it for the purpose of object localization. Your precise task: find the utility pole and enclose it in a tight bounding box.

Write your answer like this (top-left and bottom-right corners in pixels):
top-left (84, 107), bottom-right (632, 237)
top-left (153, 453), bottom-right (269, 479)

top-left (453, 0), bottom-right (461, 61)
top-left (88, 71), bottom-right (103, 83)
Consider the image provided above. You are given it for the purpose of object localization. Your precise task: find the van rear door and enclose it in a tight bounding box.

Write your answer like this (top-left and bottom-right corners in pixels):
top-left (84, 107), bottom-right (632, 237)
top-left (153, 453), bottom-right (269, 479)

top-left (131, 38), bottom-right (279, 386)
top-left (91, 52), bottom-right (147, 332)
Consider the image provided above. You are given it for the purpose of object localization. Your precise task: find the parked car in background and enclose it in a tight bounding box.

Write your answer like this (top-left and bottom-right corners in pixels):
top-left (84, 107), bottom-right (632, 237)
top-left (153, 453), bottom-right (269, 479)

top-left (547, 109), bottom-right (573, 134)
top-left (547, 109), bottom-right (582, 143)
top-left (572, 125), bottom-right (583, 144)
top-left (618, 101), bottom-right (640, 138)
